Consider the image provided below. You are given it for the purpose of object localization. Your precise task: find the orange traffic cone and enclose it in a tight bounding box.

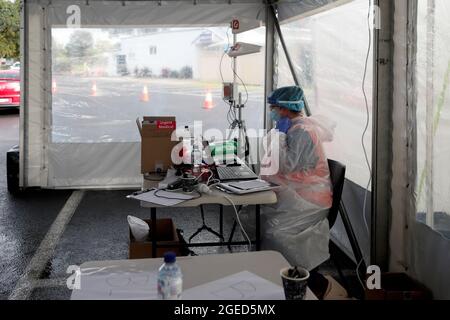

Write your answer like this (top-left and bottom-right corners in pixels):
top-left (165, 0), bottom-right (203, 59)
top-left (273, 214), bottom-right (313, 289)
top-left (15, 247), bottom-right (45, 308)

top-left (140, 85), bottom-right (149, 102)
top-left (90, 81), bottom-right (97, 97)
top-left (52, 80), bottom-right (57, 94)
top-left (203, 90), bottom-right (213, 109)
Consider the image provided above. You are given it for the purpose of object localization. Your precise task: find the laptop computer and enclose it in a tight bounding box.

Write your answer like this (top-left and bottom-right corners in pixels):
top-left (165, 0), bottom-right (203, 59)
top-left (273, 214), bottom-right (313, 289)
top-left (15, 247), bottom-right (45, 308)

top-left (217, 179), bottom-right (279, 194)
top-left (205, 139), bottom-right (258, 181)
top-left (216, 163), bottom-right (258, 181)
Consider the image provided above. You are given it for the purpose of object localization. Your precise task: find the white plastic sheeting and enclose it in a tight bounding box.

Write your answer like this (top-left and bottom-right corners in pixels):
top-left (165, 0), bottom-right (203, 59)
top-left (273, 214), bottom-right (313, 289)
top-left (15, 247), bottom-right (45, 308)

top-left (409, 0), bottom-right (450, 299)
top-left (22, 0), bottom-right (269, 189)
top-left (22, 0), bottom-right (349, 189)
top-left (275, 0), bottom-right (373, 189)
top-left (275, 0), bottom-right (373, 263)
top-left (391, 0), bottom-right (450, 299)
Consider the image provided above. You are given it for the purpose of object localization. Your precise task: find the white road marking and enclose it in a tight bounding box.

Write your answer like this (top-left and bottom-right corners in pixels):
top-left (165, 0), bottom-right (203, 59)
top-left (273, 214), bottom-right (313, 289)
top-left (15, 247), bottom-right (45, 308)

top-left (8, 190), bottom-right (85, 300)
top-left (32, 278), bottom-right (67, 288)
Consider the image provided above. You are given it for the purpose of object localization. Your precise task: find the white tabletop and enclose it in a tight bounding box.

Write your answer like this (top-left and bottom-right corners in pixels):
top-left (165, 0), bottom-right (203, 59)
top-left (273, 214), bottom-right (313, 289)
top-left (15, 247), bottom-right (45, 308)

top-left (71, 251), bottom-right (317, 300)
top-left (141, 178), bottom-right (277, 208)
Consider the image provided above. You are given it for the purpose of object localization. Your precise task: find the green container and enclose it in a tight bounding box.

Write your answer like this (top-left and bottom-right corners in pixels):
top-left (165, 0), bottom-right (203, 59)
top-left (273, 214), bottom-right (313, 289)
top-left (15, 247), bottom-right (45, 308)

top-left (210, 140), bottom-right (237, 157)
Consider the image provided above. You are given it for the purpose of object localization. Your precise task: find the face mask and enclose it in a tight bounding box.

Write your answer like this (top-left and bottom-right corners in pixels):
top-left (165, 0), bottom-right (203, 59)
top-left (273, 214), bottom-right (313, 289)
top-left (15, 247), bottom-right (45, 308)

top-left (270, 110), bottom-right (281, 122)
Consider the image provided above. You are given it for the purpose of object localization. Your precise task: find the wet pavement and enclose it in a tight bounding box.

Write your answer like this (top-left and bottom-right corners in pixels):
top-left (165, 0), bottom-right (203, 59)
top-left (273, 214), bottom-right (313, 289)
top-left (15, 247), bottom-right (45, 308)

top-left (0, 109), bottom-right (356, 300)
top-left (0, 110), bottom-right (71, 299)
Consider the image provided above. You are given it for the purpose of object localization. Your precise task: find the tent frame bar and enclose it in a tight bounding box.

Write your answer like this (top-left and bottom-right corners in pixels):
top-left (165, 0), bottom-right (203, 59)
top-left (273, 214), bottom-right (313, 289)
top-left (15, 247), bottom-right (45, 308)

top-left (264, 2), bottom-right (275, 130)
top-left (19, 0), bottom-right (28, 188)
top-left (270, 4), bottom-right (311, 116)
top-left (371, 0), bottom-right (394, 270)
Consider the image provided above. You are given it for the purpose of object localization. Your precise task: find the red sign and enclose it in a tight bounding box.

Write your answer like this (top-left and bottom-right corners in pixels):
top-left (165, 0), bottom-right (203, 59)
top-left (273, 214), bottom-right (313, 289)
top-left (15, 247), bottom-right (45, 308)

top-left (156, 120), bottom-right (176, 129)
top-left (232, 19), bottom-right (240, 30)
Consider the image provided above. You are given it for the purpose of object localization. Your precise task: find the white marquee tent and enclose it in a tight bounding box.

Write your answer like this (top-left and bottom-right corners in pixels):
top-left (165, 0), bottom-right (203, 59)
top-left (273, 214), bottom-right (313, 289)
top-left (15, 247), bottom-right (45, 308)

top-left (19, 0), bottom-right (450, 299)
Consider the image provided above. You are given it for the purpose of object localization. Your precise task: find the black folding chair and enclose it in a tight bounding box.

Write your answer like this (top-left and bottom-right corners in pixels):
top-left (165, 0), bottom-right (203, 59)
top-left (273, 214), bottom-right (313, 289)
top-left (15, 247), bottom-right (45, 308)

top-left (326, 159), bottom-right (366, 297)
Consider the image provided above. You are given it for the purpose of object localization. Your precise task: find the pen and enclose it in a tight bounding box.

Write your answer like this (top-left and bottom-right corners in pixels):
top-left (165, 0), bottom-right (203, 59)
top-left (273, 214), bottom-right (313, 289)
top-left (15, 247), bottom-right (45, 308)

top-left (131, 188), bottom-right (155, 196)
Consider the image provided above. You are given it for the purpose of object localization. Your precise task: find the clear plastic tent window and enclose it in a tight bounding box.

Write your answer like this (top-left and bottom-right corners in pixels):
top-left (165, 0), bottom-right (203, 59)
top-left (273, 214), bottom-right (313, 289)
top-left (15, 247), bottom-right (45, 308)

top-left (22, 0), bottom-right (268, 188)
top-left (415, 0), bottom-right (450, 239)
top-left (274, 0), bottom-right (373, 263)
top-left (276, 0), bottom-right (373, 189)
top-left (51, 27), bottom-right (265, 144)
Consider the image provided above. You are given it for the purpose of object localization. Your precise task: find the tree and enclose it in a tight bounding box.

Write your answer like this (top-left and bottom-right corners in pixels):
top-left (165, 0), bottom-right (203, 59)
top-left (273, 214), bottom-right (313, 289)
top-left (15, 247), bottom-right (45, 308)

top-left (65, 30), bottom-right (94, 58)
top-left (0, 0), bottom-right (20, 59)
top-left (180, 66), bottom-right (193, 79)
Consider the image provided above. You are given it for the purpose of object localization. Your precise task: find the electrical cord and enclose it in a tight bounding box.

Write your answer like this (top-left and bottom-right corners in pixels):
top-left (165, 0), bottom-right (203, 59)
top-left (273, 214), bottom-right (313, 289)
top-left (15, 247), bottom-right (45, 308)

top-left (356, 0), bottom-right (374, 292)
top-left (225, 26), bottom-right (249, 106)
top-left (219, 26), bottom-right (249, 120)
top-left (222, 195), bottom-right (252, 251)
top-left (194, 168), bottom-right (211, 182)
top-left (229, 59), bottom-right (249, 106)
top-left (197, 183), bottom-right (251, 250)
top-left (153, 188), bottom-right (202, 200)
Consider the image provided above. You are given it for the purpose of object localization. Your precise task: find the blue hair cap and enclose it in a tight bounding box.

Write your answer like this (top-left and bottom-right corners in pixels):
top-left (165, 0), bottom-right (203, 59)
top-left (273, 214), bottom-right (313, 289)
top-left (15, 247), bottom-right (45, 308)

top-left (267, 86), bottom-right (305, 112)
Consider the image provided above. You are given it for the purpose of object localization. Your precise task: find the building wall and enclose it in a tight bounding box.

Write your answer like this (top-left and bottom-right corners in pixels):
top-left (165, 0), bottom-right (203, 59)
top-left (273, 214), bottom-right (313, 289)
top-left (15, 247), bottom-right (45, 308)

top-left (196, 49), bottom-right (264, 85)
top-left (117, 29), bottom-right (200, 78)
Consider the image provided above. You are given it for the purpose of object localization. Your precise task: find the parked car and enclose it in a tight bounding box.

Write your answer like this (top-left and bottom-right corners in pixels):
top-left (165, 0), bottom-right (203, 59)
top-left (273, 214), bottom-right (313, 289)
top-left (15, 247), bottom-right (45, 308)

top-left (0, 70), bottom-right (20, 109)
top-left (10, 62), bottom-right (21, 70)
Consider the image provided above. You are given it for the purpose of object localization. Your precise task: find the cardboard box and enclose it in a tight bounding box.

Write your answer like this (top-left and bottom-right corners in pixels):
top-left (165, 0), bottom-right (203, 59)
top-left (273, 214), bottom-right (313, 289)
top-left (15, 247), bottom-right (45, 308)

top-left (136, 116), bottom-right (177, 174)
top-left (129, 218), bottom-right (181, 259)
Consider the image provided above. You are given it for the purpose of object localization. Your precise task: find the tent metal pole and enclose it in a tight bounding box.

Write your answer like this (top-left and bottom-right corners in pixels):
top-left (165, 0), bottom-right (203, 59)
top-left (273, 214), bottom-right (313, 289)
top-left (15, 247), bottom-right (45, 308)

top-left (264, 2), bottom-right (275, 130)
top-left (425, 0), bottom-right (435, 228)
top-left (405, 0), bottom-right (418, 274)
top-left (270, 5), bottom-right (311, 116)
top-left (19, 0), bottom-right (28, 188)
top-left (371, 0), bottom-right (394, 271)
top-left (232, 32), bottom-right (237, 101)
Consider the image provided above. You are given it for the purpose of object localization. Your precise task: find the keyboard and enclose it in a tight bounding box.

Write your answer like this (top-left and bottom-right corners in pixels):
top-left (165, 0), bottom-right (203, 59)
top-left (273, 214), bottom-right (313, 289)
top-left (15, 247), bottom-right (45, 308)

top-left (216, 165), bottom-right (258, 181)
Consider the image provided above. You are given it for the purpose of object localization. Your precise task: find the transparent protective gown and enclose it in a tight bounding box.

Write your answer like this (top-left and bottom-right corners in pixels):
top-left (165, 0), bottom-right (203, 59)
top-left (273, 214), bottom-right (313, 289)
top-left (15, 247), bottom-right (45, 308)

top-left (250, 115), bottom-right (335, 270)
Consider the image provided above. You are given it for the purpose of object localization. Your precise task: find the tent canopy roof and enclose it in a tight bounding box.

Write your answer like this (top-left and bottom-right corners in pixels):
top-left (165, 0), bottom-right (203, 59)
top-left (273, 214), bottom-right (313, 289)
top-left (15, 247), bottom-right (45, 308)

top-left (27, 0), bottom-right (344, 26)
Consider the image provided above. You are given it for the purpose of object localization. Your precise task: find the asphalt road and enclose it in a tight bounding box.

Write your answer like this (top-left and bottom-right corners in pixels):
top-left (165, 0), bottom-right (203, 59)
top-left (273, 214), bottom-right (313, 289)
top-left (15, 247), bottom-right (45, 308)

top-left (0, 110), bottom-right (72, 299)
top-left (52, 76), bottom-right (265, 143)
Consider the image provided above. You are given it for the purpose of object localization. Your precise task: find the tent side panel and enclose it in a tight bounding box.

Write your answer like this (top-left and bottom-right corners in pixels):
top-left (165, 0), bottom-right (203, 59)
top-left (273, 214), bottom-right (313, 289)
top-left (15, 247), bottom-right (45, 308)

top-left (21, 1), bottom-right (46, 188)
top-left (389, 0), bottom-right (410, 273)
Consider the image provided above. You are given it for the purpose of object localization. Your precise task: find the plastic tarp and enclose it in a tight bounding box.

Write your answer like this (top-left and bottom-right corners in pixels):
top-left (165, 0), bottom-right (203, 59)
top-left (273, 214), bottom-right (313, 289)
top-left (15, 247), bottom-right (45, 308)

top-left (409, 0), bottom-right (450, 299)
top-left (22, 0), bottom-right (268, 189)
top-left (275, 0), bottom-right (373, 263)
top-left (391, 0), bottom-right (450, 299)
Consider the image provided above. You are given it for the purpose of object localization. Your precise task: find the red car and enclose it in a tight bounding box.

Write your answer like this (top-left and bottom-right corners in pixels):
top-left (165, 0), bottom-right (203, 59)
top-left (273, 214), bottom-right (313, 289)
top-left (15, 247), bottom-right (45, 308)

top-left (0, 70), bottom-right (20, 108)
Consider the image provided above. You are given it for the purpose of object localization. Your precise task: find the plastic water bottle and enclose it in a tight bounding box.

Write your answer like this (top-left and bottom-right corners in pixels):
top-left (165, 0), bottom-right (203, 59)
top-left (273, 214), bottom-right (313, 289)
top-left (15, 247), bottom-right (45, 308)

top-left (192, 143), bottom-right (202, 174)
top-left (157, 252), bottom-right (183, 300)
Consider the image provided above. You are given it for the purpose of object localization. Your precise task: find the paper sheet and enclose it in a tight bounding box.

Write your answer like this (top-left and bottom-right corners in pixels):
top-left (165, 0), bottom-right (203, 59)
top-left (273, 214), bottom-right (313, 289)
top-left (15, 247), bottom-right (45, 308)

top-left (71, 267), bottom-right (158, 300)
top-left (127, 189), bottom-right (196, 206)
top-left (181, 271), bottom-right (285, 300)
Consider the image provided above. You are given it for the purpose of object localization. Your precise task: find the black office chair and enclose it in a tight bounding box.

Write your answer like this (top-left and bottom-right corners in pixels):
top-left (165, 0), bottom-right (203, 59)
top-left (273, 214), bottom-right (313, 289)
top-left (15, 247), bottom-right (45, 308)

top-left (309, 159), bottom-right (349, 298)
top-left (327, 159), bottom-right (346, 229)
top-left (325, 159), bottom-right (366, 297)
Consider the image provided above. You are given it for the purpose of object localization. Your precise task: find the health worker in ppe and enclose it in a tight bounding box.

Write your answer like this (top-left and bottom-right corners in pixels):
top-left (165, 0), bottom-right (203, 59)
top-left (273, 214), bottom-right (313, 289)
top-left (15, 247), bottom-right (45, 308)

top-left (258, 85), bottom-right (335, 270)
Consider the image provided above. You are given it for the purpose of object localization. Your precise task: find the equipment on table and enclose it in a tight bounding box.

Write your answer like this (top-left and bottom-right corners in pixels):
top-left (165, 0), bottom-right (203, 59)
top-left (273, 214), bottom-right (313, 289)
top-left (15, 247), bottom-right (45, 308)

top-left (216, 163), bottom-right (258, 181)
top-left (217, 179), bottom-right (279, 195)
top-left (227, 42), bottom-right (262, 58)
